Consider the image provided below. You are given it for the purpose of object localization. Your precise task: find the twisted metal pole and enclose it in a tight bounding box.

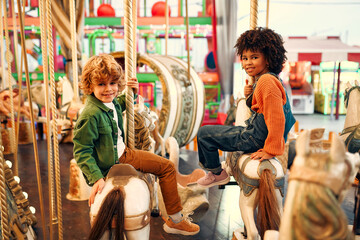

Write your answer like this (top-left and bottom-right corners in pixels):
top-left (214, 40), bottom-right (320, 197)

top-left (185, 0), bottom-right (190, 81)
top-left (132, 0), bottom-right (137, 76)
top-left (0, 139), bottom-right (9, 240)
top-left (16, 0), bottom-right (47, 238)
top-left (165, 0), bottom-right (169, 56)
top-left (11, 0), bottom-right (23, 177)
top-left (249, 0), bottom-right (258, 86)
top-left (266, 0), bottom-right (270, 28)
top-left (3, 0), bottom-right (17, 176)
top-left (124, 0), bottom-right (136, 149)
top-left (39, 0), bottom-right (56, 239)
top-left (70, 0), bottom-right (79, 102)
top-left (250, 0), bottom-right (258, 30)
top-left (46, 0), bottom-right (63, 238)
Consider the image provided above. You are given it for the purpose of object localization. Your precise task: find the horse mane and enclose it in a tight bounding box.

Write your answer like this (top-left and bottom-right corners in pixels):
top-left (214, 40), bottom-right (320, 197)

top-left (290, 153), bottom-right (352, 240)
top-left (255, 169), bottom-right (280, 239)
top-left (88, 187), bottom-right (126, 240)
top-left (134, 111), bottom-right (153, 151)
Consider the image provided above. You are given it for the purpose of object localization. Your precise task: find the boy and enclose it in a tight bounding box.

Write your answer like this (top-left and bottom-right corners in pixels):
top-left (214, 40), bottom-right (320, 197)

top-left (73, 54), bottom-right (200, 236)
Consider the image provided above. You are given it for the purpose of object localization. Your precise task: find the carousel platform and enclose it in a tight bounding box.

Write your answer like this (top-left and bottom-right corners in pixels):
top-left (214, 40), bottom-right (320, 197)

top-left (5, 113), bottom-right (359, 240)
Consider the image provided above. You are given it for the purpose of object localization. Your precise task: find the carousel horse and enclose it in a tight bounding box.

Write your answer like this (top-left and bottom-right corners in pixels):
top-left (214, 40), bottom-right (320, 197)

top-left (157, 136), bottom-right (209, 222)
top-left (88, 97), bottom-right (157, 240)
top-left (340, 80), bottom-right (360, 153)
top-left (264, 129), bottom-right (360, 240)
top-left (223, 92), bottom-right (285, 240)
top-left (89, 164), bottom-right (151, 240)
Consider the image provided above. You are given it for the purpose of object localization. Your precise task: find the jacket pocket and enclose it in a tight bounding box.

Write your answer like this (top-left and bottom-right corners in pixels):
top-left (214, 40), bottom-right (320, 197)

top-left (98, 125), bottom-right (112, 134)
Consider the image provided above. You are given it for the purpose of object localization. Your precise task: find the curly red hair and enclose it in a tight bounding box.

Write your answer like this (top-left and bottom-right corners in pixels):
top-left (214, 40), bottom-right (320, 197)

top-left (80, 54), bottom-right (124, 95)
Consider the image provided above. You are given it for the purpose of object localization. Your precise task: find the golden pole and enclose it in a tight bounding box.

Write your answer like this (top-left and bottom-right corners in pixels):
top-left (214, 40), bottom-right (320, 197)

top-left (16, 0), bottom-right (47, 239)
top-left (39, 0), bottom-right (56, 238)
top-left (124, 0), bottom-right (136, 149)
top-left (266, 0), bottom-right (270, 28)
top-left (3, 0), bottom-right (17, 177)
top-left (0, 134), bottom-right (9, 240)
top-left (165, 0), bottom-right (169, 56)
top-left (185, 0), bottom-right (190, 81)
top-left (46, 0), bottom-right (63, 238)
top-left (250, 0), bottom-right (258, 30)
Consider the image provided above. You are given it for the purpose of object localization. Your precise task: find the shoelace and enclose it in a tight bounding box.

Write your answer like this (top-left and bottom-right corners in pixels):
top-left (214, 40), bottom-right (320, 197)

top-left (205, 172), bottom-right (215, 180)
top-left (182, 211), bottom-right (194, 223)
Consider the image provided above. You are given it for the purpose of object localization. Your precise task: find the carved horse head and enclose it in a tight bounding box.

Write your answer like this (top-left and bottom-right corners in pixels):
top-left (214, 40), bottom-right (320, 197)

top-left (341, 80), bottom-right (360, 153)
top-left (280, 129), bottom-right (360, 239)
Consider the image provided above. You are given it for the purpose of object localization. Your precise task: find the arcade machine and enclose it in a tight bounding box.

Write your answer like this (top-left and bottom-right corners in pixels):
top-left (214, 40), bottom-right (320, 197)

top-left (282, 61), bottom-right (314, 114)
top-left (314, 61), bottom-right (360, 115)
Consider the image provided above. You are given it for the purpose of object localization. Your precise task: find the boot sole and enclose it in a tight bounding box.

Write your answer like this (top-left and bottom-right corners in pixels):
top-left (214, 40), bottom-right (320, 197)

top-left (197, 176), bottom-right (231, 188)
top-left (163, 223), bottom-right (200, 236)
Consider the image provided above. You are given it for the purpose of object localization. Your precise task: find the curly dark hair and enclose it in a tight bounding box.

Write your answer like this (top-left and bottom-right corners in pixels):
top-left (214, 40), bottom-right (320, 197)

top-left (234, 27), bottom-right (287, 75)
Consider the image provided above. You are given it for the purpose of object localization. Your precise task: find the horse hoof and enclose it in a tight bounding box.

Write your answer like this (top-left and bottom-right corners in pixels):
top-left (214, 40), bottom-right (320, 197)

top-left (151, 209), bottom-right (160, 217)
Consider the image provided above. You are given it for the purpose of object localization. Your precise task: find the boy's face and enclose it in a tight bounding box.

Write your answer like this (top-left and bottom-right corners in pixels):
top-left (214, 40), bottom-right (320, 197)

top-left (241, 49), bottom-right (269, 79)
top-left (92, 78), bottom-right (119, 103)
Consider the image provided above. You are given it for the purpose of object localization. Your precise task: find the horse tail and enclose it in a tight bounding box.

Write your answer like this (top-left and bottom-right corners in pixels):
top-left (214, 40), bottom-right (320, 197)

top-left (255, 169), bottom-right (280, 239)
top-left (89, 187), bottom-right (126, 240)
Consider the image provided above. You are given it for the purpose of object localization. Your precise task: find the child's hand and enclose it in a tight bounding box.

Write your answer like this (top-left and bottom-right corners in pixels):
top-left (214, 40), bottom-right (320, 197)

top-left (250, 149), bottom-right (275, 162)
top-left (244, 79), bottom-right (253, 98)
top-left (89, 178), bottom-right (105, 207)
top-left (127, 78), bottom-right (139, 95)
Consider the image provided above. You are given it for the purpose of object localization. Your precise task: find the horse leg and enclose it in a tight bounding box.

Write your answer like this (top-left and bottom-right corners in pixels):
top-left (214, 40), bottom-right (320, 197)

top-left (239, 189), bottom-right (260, 240)
top-left (124, 225), bottom-right (150, 240)
top-left (275, 189), bottom-right (283, 217)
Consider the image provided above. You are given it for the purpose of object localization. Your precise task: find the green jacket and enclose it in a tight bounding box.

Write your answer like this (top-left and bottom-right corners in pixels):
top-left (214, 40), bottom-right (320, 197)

top-left (73, 94), bottom-right (127, 186)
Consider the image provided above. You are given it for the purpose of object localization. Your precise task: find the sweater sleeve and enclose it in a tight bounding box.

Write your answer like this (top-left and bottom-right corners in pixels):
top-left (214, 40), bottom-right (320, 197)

top-left (252, 75), bottom-right (286, 156)
top-left (73, 116), bottom-right (104, 185)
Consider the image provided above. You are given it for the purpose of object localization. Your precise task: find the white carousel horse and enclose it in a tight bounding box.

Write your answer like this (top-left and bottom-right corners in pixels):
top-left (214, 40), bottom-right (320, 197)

top-left (340, 80), bottom-right (360, 153)
top-left (223, 92), bottom-right (285, 240)
top-left (157, 136), bottom-right (209, 222)
top-left (89, 164), bottom-right (151, 240)
top-left (264, 129), bottom-right (360, 240)
top-left (87, 97), bottom-right (158, 240)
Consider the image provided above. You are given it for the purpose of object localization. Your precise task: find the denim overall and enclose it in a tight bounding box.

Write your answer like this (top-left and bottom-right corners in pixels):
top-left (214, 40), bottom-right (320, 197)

top-left (197, 73), bottom-right (296, 173)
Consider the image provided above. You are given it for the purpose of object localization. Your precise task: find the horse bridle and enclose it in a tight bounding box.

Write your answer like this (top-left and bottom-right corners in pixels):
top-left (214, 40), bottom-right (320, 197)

top-left (344, 85), bottom-right (360, 109)
top-left (289, 157), bottom-right (352, 197)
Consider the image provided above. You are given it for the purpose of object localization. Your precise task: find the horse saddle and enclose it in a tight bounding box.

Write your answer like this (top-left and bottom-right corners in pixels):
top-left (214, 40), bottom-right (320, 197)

top-left (107, 164), bottom-right (150, 188)
top-left (343, 124), bottom-right (360, 154)
top-left (107, 164), bottom-right (152, 231)
top-left (228, 152), bottom-right (285, 197)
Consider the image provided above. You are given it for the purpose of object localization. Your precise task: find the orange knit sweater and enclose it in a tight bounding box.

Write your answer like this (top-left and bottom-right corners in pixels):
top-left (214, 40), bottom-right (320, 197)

top-left (251, 74), bottom-right (287, 156)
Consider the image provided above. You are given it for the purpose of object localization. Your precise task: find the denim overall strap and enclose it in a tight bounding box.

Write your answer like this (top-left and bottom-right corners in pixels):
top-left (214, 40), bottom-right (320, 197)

top-left (267, 73), bottom-right (296, 142)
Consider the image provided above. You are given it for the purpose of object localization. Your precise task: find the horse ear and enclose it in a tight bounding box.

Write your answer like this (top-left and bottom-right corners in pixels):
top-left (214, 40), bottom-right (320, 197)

top-left (295, 130), bottom-right (311, 156)
top-left (330, 134), bottom-right (346, 163)
top-left (346, 81), bottom-right (352, 89)
top-left (355, 80), bottom-right (360, 86)
top-left (137, 95), bottom-right (144, 111)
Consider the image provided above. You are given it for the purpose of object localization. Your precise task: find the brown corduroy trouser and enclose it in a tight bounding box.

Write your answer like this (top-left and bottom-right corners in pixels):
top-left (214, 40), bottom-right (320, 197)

top-left (119, 146), bottom-right (182, 215)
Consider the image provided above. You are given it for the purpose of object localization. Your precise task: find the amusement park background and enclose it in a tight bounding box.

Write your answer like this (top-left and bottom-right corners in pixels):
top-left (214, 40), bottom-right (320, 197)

top-left (1, 0), bottom-right (360, 239)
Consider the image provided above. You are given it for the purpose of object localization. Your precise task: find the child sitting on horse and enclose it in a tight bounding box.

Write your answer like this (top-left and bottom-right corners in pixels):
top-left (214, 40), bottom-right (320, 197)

top-left (73, 54), bottom-right (200, 236)
top-left (197, 27), bottom-right (296, 187)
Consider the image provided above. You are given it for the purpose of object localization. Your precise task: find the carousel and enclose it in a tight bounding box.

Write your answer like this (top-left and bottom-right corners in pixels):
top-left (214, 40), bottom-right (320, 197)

top-left (1, 0), bottom-right (360, 240)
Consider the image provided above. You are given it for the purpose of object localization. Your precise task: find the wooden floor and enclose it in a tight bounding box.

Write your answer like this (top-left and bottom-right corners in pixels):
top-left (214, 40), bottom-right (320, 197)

top-left (5, 113), bottom-right (358, 240)
top-left (7, 140), bottom-right (245, 240)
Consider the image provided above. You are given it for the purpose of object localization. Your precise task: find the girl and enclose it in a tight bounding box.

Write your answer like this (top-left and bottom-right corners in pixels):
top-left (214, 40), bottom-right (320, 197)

top-left (197, 27), bottom-right (296, 187)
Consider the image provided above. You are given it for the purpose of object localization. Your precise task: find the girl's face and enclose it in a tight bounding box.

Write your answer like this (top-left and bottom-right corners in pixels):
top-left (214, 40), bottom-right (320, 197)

top-left (92, 78), bottom-right (119, 103)
top-left (241, 49), bottom-right (269, 79)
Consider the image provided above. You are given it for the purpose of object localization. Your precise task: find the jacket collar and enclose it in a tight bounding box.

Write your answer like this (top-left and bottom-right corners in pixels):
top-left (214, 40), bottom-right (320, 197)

top-left (86, 94), bottom-right (120, 112)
